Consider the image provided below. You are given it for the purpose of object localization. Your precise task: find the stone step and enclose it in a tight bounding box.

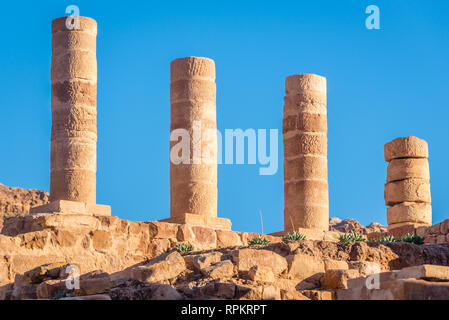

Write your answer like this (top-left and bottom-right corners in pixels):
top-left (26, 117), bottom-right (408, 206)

top-left (337, 264), bottom-right (449, 300)
top-left (338, 278), bottom-right (449, 300)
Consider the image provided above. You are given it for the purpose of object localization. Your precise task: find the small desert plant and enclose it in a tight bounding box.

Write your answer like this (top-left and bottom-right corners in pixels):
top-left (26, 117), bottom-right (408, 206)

top-left (249, 236), bottom-right (270, 245)
top-left (400, 233), bottom-right (425, 245)
top-left (54, 291), bottom-right (69, 299)
top-left (338, 231), bottom-right (367, 243)
top-left (177, 243), bottom-right (194, 253)
top-left (282, 231), bottom-right (307, 241)
top-left (377, 235), bottom-right (399, 243)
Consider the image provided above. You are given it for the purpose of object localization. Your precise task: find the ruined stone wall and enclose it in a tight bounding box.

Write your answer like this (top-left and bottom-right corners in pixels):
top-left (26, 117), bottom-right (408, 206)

top-left (384, 136), bottom-right (432, 237)
top-left (0, 214), bottom-right (342, 288)
top-left (0, 215), bottom-right (273, 287)
top-left (417, 219), bottom-right (449, 244)
top-left (3, 222), bottom-right (449, 300)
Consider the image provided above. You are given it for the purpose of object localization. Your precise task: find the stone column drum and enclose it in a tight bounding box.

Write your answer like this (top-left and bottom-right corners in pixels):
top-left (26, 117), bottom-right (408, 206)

top-left (31, 16), bottom-right (110, 216)
top-left (384, 136), bottom-right (431, 235)
top-left (283, 74), bottom-right (329, 232)
top-left (163, 57), bottom-right (231, 229)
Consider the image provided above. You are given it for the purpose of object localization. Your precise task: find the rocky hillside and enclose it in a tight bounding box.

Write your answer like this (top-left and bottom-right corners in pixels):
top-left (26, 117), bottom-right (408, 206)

top-left (329, 217), bottom-right (387, 235)
top-left (0, 183), bottom-right (49, 217)
top-left (0, 183), bottom-right (49, 232)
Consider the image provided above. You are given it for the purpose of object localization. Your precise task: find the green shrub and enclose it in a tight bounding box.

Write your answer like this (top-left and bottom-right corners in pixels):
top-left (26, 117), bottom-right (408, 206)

top-left (249, 237), bottom-right (270, 245)
top-left (368, 233), bottom-right (425, 245)
top-left (377, 235), bottom-right (398, 243)
top-left (177, 243), bottom-right (194, 253)
top-left (282, 231), bottom-right (307, 241)
top-left (338, 231), bottom-right (367, 243)
top-left (54, 291), bottom-right (69, 299)
top-left (400, 233), bottom-right (425, 245)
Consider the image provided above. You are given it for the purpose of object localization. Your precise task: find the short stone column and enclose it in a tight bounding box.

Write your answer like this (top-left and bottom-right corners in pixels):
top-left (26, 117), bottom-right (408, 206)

top-left (31, 16), bottom-right (110, 216)
top-left (283, 74), bottom-right (329, 232)
top-left (163, 57), bottom-right (230, 230)
top-left (384, 136), bottom-right (432, 236)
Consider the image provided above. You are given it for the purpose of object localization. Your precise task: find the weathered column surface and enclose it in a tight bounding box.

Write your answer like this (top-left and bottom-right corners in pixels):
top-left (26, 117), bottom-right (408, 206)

top-left (31, 16), bottom-right (110, 216)
top-left (283, 74), bottom-right (329, 232)
top-left (162, 57), bottom-right (231, 230)
top-left (384, 136), bottom-right (431, 236)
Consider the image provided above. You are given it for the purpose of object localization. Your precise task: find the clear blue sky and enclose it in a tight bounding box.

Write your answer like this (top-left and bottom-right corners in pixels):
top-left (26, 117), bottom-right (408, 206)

top-left (1, 1), bottom-right (448, 233)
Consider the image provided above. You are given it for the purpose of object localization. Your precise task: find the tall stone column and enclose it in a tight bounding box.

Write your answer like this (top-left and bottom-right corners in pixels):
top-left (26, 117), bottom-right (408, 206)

top-left (384, 136), bottom-right (431, 236)
top-left (31, 16), bottom-right (110, 216)
top-left (163, 57), bottom-right (230, 230)
top-left (283, 74), bottom-right (329, 232)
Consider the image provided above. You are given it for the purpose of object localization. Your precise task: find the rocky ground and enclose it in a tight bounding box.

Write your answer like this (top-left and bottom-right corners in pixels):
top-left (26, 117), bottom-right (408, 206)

top-left (1, 182), bottom-right (449, 300)
top-left (3, 239), bottom-right (449, 300)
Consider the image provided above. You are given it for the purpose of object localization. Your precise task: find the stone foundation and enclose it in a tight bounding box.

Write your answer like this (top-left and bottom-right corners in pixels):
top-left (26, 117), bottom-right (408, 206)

top-left (160, 213), bottom-right (231, 230)
top-left (30, 200), bottom-right (110, 216)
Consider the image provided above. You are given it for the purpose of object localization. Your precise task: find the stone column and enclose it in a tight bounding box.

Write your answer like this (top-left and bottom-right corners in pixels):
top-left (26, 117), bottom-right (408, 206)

top-left (31, 16), bottom-right (110, 216)
top-left (283, 74), bottom-right (329, 232)
top-left (384, 136), bottom-right (432, 236)
top-left (164, 57), bottom-right (230, 230)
